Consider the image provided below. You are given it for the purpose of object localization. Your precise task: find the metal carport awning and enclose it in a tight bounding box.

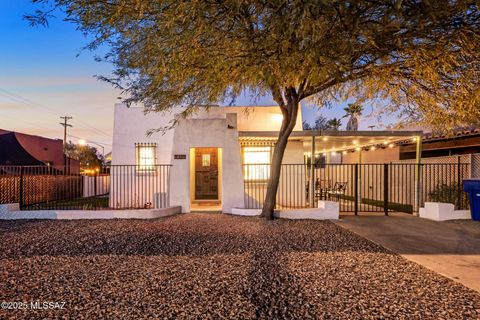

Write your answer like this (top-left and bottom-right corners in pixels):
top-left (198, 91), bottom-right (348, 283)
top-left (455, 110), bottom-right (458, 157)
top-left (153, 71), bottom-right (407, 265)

top-left (238, 130), bottom-right (423, 154)
top-left (239, 130), bottom-right (424, 212)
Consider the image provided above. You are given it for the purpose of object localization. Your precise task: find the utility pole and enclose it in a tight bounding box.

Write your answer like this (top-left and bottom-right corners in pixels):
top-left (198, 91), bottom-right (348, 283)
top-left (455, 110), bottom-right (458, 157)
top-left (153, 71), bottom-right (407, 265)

top-left (60, 116), bottom-right (73, 150)
top-left (60, 116), bottom-right (73, 170)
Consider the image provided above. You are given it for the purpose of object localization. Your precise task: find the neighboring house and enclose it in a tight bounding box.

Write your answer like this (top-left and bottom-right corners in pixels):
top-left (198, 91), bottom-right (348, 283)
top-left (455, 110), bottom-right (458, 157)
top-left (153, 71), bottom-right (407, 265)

top-left (104, 151), bottom-right (112, 165)
top-left (400, 128), bottom-right (480, 159)
top-left (0, 129), bottom-right (79, 170)
top-left (342, 128), bottom-right (480, 164)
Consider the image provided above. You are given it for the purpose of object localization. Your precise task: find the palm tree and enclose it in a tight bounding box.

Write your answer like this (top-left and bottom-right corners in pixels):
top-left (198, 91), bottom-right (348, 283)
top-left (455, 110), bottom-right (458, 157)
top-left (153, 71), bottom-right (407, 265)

top-left (302, 120), bottom-right (312, 130)
top-left (343, 103), bottom-right (364, 131)
top-left (326, 118), bottom-right (342, 131)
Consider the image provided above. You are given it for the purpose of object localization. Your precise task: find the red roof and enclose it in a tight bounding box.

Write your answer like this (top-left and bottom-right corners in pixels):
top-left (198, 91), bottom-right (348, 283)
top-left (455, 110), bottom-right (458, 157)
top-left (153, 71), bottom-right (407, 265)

top-left (0, 129), bottom-right (79, 168)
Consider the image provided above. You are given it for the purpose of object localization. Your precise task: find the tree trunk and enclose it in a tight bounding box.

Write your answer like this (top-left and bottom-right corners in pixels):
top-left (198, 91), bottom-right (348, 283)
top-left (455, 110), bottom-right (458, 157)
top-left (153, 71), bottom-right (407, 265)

top-left (261, 94), bottom-right (300, 219)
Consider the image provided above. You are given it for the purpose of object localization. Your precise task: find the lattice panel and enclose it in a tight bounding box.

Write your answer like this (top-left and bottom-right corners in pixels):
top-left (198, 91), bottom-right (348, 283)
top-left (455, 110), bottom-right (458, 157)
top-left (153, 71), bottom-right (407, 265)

top-left (471, 154), bottom-right (480, 178)
top-left (0, 176), bottom-right (20, 204)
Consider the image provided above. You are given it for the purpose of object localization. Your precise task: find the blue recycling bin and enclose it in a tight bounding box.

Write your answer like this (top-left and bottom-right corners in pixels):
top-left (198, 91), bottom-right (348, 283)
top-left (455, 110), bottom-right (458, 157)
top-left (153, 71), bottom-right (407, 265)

top-left (463, 179), bottom-right (480, 221)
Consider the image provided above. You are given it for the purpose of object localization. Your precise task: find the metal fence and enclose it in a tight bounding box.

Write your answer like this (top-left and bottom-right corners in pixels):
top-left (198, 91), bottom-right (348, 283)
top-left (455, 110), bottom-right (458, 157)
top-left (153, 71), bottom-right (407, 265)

top-left (0, 165), bottom-right (171, 210)
top-left (243, 163), bottom-right (470, 214)
top-left (0, 162), bottom-right (469, 213)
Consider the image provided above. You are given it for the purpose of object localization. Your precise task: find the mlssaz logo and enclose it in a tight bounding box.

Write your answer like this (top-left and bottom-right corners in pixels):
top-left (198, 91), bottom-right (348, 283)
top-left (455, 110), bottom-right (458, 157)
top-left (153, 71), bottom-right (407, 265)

top-left (30, 301), bottom-right (66, 310)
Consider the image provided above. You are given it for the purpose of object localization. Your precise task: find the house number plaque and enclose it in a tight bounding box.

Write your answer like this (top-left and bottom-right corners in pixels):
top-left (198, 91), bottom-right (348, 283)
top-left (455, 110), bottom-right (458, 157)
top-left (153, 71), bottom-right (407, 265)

top-left (174, 154), bottom-right (187, 159)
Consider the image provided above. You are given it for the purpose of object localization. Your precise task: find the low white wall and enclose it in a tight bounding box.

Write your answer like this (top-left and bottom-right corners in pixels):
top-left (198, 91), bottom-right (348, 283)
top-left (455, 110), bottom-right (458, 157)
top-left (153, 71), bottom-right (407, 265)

top-left (419, 202), bottom-right (471, 221)
top-left (275, 201), bottom-right (339, 220)
top-left (231, 208), bottom-right (261, 216)
top-left (231, 201), bottom-right (339, 220)
top-left (0, 203), bottom-right (181, 220)
top-left (274, 208), bottom-right (339, 220)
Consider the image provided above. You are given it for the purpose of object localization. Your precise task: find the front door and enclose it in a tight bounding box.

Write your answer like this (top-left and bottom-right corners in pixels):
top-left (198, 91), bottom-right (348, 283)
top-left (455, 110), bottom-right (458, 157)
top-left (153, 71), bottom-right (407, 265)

top-left (195, 148), bottom-right (218, 200)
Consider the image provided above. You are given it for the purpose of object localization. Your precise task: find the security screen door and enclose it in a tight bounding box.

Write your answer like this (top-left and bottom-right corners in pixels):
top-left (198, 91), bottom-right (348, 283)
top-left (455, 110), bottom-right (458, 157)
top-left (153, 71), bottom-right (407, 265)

top-left (195, 148), bottom-right (219, 200)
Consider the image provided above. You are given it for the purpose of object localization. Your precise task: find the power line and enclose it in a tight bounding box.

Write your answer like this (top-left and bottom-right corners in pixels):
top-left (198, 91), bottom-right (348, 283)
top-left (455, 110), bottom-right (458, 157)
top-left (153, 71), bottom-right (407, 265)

top-left (0, 87), bottom-right (113, 138)
top-left (67, 134), bottom-right (112, 146)
top-left (0, 113), bottom-right (55, 133)
top-left (0, 89), bottom-right (59, 115)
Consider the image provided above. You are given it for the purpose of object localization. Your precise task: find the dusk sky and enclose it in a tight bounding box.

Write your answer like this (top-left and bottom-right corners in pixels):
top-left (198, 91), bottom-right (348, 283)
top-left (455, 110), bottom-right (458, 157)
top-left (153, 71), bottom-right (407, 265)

top-left (0, 1), bottom-right (394, 152)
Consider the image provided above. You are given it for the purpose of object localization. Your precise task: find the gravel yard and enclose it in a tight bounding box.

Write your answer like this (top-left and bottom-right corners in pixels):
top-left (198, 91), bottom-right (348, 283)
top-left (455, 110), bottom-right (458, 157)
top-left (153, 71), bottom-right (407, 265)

top-left (1, 213), bottom-right (479, 319)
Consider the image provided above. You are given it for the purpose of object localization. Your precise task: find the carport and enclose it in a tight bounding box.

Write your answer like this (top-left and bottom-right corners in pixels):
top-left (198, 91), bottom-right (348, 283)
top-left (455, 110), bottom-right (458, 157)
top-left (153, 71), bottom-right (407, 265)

top-left (239, 130), bottom-right (426, 215)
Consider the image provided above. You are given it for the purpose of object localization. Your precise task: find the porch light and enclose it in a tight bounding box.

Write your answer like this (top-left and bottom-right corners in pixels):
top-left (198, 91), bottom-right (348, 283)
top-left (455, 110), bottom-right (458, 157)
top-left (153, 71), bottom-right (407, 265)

top-left (331, 151), bottom-right (337, 155)
top-left (322, 137), bottom-right (328, 141)
top-left (355, 147), bottom-right (361, 151)
top-left (388, 143), bottom-right (394, 148)
top-left (342, 151), bottom-right (347, 155)
top-left (353, 140), bottom-right (358, 144)
top-left (370, 146), bottom-right (376, 151)
top-left (322, 152), bottom-right (327, 156)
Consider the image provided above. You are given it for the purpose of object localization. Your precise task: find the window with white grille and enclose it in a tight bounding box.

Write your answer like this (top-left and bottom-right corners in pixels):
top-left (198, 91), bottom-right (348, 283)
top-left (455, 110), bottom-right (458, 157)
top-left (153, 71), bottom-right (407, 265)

top-left (135, 143), bottom-right (157, 171)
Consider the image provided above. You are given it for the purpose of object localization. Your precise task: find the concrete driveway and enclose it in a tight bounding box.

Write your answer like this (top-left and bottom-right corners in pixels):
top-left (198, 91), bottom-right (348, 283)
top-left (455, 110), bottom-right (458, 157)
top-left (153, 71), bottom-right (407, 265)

top-left (335, 213), bottom-right (480, 293)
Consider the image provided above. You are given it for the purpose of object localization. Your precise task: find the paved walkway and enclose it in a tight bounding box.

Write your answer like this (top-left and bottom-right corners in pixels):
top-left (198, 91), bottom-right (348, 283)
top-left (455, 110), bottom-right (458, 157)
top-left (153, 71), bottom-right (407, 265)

top-left (335, 213), bottom-right (480, 293)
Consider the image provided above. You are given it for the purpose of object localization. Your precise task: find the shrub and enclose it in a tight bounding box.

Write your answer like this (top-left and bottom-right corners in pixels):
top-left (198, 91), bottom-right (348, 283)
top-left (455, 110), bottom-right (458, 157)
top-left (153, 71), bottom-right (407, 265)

top-left (429, 184), bottom-right (468, 209)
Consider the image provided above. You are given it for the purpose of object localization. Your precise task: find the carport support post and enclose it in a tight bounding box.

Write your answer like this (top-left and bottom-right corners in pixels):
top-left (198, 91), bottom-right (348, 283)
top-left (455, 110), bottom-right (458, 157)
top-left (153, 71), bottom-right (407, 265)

top-left (356, 149), bottom-right (362, 214)
top-left (456, 156), bottom-right (461, 209)
top-left (414, 136), bottom-right (422, 216)
top-left (310, 135), bottom-right (316, 208)
top-left (354, 164), bottom-right (358, 215)
top-left (384, 164), bottom-right (389, 216)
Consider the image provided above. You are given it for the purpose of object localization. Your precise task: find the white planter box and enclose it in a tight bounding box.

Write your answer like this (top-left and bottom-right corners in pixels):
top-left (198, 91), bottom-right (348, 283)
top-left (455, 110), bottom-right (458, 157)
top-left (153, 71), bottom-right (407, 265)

top-left (419, 202), bottom-right (471, 221)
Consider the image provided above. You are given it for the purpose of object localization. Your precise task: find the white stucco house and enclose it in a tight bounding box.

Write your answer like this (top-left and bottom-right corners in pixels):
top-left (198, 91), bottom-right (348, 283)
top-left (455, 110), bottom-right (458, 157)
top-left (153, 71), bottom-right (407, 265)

top-left (111, 103), bottom-right (424, 215)
top-left (111, 104), bottom-right (305, 213)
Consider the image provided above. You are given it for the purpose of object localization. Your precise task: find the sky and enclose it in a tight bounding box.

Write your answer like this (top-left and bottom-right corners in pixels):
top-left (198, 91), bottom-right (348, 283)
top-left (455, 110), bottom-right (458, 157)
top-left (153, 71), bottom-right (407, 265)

top-left (0, 1), bottom-right (395, 153)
